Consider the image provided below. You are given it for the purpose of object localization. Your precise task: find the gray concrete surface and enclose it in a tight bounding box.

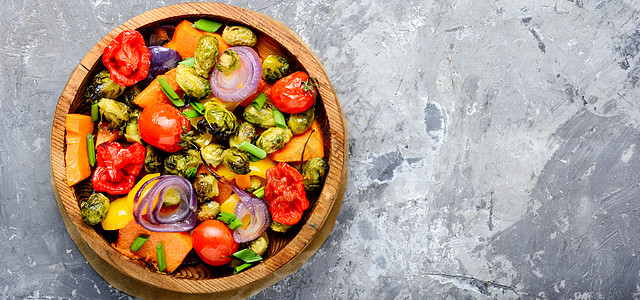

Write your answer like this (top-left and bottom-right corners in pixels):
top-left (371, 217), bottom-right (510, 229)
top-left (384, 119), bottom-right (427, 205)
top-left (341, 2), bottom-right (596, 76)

top-left (2, 0), bottom-right (640, 299)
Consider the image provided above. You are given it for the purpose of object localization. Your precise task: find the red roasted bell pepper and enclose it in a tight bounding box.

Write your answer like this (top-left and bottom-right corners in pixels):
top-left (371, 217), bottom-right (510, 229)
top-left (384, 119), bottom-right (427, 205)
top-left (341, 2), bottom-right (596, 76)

top-left (264, 162), bottom-right (309, 225)
top-left (102, 30), bottom-right (151, 86)
top-left (92, 141), bottom-right (146, 195)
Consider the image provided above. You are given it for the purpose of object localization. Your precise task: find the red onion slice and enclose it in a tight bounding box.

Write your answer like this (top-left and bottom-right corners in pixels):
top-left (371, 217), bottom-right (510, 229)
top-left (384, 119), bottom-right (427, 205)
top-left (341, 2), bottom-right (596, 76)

top-left (230, 183), bottom-right (272, 243)
top-left (209, 46), bottom-right (262, 103)
top-left (133, 175), bottom-right (197, 232)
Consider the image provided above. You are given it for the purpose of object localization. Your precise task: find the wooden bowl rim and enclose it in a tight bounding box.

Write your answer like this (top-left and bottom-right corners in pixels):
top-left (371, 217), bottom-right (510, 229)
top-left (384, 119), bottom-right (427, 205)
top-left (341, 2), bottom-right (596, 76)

top-left (50, 2), bottom-right (348, 295)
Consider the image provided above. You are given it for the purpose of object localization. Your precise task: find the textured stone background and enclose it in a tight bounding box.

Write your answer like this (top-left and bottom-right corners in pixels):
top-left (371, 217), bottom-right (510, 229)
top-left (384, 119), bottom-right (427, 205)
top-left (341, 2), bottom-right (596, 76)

top-left (2, 0), bottom-right (640, 299)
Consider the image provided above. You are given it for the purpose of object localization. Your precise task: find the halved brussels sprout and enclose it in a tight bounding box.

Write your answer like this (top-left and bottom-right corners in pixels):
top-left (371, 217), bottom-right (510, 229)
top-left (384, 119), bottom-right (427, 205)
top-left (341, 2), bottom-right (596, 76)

top-left (222, 25), bottom-right (257, 46)
top-left (80, 193), bottom-right (110, 226)
top-left (257, 127), bottom-right (292, 154)
top-left (144, 145), bottom-right (163, 174)
top-left (194, 35), bottom-right (219, 77)
top-left (262, 55), bottom-right (291, 84)
top-left (200, 103), bottom-right (238, 141)
top-left (97, 98), bottom-right (131, 130)
top-left (175, 64), bottom-right (211, 100)
top-left (243, 102), bottom-right (276, 128)
top-left (201, 143), bottom-right (225, 167)
top-left (216, 49), bottom-right (241, 73)
top-left (229, 122), bottom-right (258, 148)
top-left (124, 110), bottom-right (142, 144)
top-left (222, 148), bottom-right (250, 175)
top-left (193, 173), bottom-right (219, 202)
top-left (287, 107), bottom-right (314, 135)
top-left (85, 70), bottom-right (125, 102)
top-left (164, 149), bottom-right (201, 179)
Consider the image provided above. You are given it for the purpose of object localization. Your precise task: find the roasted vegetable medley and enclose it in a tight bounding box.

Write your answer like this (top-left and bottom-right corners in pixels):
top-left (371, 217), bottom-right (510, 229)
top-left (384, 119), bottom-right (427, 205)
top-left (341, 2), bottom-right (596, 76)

top-left (65, 18), bottom-right (328, 275)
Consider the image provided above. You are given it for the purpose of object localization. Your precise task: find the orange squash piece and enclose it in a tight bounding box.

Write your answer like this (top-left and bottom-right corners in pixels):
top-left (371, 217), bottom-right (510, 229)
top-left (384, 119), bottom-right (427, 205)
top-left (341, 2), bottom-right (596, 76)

top-left (65, 114), bottom-right (94, 186)
top-left (133, 68), bottom-right (181, 109)
top-left (114, 220), bottom-right (193, 273)
top-left (235, 174), bottom-right (252, 190)
top-left (165, 20), bottom-right (205, 59)
top-left (270, 120), bottom-right (324, 162)
top-left (95, 122), bottom-right (121, 147)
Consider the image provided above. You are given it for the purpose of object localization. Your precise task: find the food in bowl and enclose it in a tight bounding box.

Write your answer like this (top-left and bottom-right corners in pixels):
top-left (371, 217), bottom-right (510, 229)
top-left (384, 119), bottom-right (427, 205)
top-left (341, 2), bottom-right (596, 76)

top-left (64, 17), bottom-right (329, 276)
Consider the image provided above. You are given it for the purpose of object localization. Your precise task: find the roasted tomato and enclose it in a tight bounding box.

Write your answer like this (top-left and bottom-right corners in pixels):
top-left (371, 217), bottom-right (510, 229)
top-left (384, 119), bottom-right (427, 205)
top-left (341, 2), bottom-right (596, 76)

top-left (138, 103), bottom-right (190, 153)
top-left (192, 220), bottom-right (239, 266)
top-left (102, 30), bottom-right (151, 86)
top-left (270, 71), bottom-right (317, 114)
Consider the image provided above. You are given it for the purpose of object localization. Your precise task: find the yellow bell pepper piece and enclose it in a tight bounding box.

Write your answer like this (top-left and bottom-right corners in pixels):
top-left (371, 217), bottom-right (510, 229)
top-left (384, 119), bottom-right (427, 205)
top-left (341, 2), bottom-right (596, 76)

top-left (127, 173), bottom-right (161, 208)
top-left (215, 157), bottom-right (277, 181)
top-left (101, 196), bottom-right (133, 231)
top-left (219, 194), bottom-right (251, 229)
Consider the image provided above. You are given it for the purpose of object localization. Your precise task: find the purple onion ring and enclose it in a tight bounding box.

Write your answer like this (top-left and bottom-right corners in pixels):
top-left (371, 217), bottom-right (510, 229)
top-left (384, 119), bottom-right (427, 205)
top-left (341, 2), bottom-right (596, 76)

top-left (133, 175), bottom-right (197, 232)
top-left (209, 46), bottom-right (262, 103)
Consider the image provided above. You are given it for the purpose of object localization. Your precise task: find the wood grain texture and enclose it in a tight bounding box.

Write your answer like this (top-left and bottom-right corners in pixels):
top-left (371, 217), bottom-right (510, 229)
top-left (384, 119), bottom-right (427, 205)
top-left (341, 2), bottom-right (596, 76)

top-left (50, 3), bottom-right (347, 298)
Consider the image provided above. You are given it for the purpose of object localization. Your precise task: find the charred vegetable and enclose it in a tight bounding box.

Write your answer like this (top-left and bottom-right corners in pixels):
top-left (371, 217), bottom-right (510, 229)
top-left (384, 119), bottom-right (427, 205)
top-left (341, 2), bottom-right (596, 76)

top-left (80, 193), bottom-right (111, 226)
top-left (194, 35), bottom-right (219, 77)
top-left (229, 122), bottom-right (257, 148)
top-left (164, 149), bottom-right (201, 179)
top-left (144, 145), bottom-right (163, 174)
top-left (287, 107), bottom-right (315, 135)
top-left (201, 143), bottom-right (225, 167)
top-left (222, 148), bottom-right (250, 175)
top-left (302, 157), bottom-right (328, 191)
top-left (262, 55), bottom-right (291, 84)
top-left (118, 85), bottom-right (141, 108)
top-left (200, 103), bottom-right (238, 141)
top-left (216, 49), bottom-right (241, 73)
top-left (222, 26), bottom-right (257, 47)
top-left (85, 70), bottom-right (126, 102)
top-left (197, 201), bottom-right (221, 221)
top-left (175, 64), bottom-right (211, 100)
top-left (256, 127), bottom-right (292, 154)
top-left (193, 173), bottom-right (219, 202)
top-left (243, 102), bottom-right (276, 129)
top-left (97, 98), bottom-right (131, 130)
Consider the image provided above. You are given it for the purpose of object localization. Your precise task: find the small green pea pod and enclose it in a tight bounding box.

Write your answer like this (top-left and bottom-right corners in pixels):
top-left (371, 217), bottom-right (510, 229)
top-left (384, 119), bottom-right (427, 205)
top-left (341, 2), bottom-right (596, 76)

top-left (302, 157), bottom-right (329, 191)
top-left (287, 107), bottom-right (315, 135)
top-left (262, 55), bottom-right (291, 84)
top-left (194, 35), bottom-right (219, 77)
top-left (256, 127), bottom-right (292, 154)
top-left (222, 25), bottom-right (257, 46)
top-left (175, 64), bottom-right (212, 100)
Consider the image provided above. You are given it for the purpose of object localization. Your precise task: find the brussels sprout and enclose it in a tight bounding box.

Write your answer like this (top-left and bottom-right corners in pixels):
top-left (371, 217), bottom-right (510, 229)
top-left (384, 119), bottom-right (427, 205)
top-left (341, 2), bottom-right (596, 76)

top-left (229, 122), bottom-right (258, 148)
top-left (80, 193), bottom-right (110, 226)
top-left (162, 188), bottom-right (182, 207)
top-left (124, 110), bottom-right (142, 144)
top-left (243, 102), bottom-right (276, 128)
top-left (302, 158), bottom-right (328, 191)
top-left (97, 98), bottom-right (131, 130)
top-left (164, 149), bottom-right (201, 179)
top-left (193, 173), bottom-right (219, 202)
top-left (193, 132), bottom-right (213, 148)
top-left (287, 107), bottom-right (315, 135)
top-left (200, 103), bottom-right (238, 141)
top-left (175, 64), bottom-right (211, 100)
top-left (216, 49), bottom-right (241, 73)
top-left (256, 127), bottom-right (292, 154)
top-left (222, 25), bottom-right (257, 47)
top-left (270, 221), bottom-right (292, 233)
top-left (222, 148), bottom-right (250, 175)
top-left (197, 201), bottom-right (221, 221)
top-left (249, 232), bottom-right (269, 256)
top-left (118, 85), bottom-right (141, 108)
top-left (85, 70), bottom-right (125, 102)
top-left (194, 35), bottom-right (219, 77)
top-left (144, 145), bottom-right (163, 174)
top-left (262, 55), bottom-right (291, 84)
top-left (201, 143), bottom-right (225, 167)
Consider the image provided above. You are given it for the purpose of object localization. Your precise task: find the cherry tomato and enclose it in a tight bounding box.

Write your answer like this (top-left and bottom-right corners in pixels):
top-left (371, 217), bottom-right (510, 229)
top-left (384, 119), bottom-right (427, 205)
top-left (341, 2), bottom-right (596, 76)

top-left (270, 71), bottom-right (317, 114)
top-left (138, 103), bottom-right (190, 153)
top-left (192, 220), bottom-right (239, 266)
top-left (264, 162), bottom-right (309, 225)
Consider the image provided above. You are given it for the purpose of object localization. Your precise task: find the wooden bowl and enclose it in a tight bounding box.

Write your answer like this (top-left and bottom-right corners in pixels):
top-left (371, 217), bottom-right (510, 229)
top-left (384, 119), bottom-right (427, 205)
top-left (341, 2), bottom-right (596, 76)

top-left (50, 3), bottom-right (348, 299)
